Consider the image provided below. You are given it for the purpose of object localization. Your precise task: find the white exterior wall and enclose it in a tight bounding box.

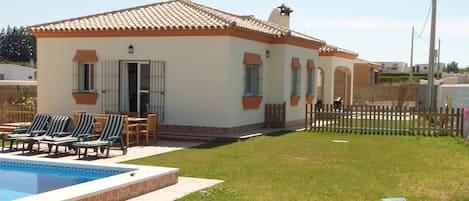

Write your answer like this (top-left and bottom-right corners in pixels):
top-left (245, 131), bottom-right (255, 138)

top-left (226, 37), bottom-right (268, 127)
top-left (437, 84), bottom-right (469, 108)
top-left (37, 36), bottom-right (232, 127)
top-left (438, 84), bottom-right (469, 140)
top-left (282, 45), bottom-right (319, 122)
top-left (249, 42), bottom-right (320, 123)
top-left (318, 56), bottom-right (354, 105)
top-left (0, 64), bottom-right (35, 80)
top-left (37, 35), bottom-right (319, 128)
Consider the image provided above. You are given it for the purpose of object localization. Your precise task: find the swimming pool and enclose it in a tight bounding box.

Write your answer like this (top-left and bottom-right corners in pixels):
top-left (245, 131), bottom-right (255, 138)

top-left (0, 155), bottom-right (178, 201)
top-left (0, 159), bottom-right (127, 200)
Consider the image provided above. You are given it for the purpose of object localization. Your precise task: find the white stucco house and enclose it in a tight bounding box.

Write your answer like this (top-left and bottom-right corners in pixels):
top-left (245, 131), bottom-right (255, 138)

top-left (29, 0), bottom-right (328, 135)
top-left (318, 45), bottom-right (358, 106)
top-left (0, 64), bottom-right (35, 80)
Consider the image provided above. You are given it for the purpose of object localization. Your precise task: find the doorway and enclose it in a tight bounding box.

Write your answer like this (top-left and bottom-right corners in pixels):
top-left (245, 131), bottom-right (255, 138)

top-left (121, 62), bottom-right (150, 116)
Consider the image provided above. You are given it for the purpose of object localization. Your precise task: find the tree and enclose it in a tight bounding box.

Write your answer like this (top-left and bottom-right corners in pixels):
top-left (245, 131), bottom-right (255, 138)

top-left (446, 61), bottom-right (459, 73)
top-left (0, 26), bottom-right (36, 62)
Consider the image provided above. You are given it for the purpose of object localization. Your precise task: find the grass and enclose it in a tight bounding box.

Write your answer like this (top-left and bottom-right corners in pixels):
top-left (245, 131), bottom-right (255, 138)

top-left (0, 60), bottom-right (32, 67)
top-left (125, 132), bottom-right (469, 201)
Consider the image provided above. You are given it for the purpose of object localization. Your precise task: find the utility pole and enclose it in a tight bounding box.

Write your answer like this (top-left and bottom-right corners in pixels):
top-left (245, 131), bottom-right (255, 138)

top-left (437, 39), bottom-right (441, 79)
top-left (427, 0), bottom-right (436, 108)
top-left (409, 26), bottom-right (414, 84)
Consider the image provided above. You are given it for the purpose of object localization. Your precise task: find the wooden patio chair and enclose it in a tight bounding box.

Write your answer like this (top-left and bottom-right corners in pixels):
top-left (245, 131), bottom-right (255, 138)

top-left (125, 118), bottom-right (139, 146)
top-left (93, 114), bottom-right (108, 135)
top-left (139, 113), bottom-right (158, 144)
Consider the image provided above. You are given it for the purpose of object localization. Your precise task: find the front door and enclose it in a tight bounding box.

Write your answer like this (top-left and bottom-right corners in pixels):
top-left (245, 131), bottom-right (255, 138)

top-left (102, 60), bottom-right (165, 121)
top-left (121, 62), bottom-right (150, 116)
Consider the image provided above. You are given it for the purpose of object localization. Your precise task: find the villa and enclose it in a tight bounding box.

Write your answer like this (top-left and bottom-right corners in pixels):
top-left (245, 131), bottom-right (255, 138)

top-left (318, 45), bottom-right (358, 106)
top-left (29, 0), bottom-right (358, 135)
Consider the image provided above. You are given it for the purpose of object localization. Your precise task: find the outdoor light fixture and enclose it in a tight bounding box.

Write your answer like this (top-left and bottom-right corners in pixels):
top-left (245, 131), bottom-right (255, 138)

top-left (128, 45), bottom-right (134, 54)
top-left (265, 49), bottom-right (270, 58)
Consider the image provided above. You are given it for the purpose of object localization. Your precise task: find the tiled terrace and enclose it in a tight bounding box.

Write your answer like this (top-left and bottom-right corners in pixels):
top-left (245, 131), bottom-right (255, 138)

top-left (0, 140), bottom-right (223, 201)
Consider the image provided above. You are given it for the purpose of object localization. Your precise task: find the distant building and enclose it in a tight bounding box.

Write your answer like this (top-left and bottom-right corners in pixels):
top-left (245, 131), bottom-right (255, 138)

top-left (375, 62), bottom-right (409, 74)
top-left (0, 64), bottom-right (36, 80)
top-left (414, 63), bottom-right (446, 74)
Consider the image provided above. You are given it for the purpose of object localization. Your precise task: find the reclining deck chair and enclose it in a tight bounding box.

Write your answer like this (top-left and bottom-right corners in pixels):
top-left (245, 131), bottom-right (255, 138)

top-left (16, 115), bottom-right (71, 153)
top-left (72, 114), bottom-right (127, 158)
top-left (41, 113), bottom-right (94, 155)
top-left (1, 113), bottom-right (51, 151)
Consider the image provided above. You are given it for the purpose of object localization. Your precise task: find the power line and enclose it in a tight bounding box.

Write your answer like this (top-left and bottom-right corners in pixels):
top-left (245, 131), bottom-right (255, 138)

top-left (416, 0), bottom-right (432, 39)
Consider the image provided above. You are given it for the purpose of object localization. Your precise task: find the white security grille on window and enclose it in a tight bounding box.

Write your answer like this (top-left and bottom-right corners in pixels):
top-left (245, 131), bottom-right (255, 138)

top-left (244, 64), bottom-right (262, 96)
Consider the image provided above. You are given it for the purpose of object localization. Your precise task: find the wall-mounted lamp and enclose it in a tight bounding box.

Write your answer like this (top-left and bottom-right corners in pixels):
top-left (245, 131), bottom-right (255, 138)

top-left (128, 45), bottom-right (134, 54)
top-left (265, 49), bottom-right (270, 58)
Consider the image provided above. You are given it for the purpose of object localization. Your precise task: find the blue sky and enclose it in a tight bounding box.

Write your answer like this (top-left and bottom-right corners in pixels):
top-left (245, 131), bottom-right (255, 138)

top-left (2, 0), bottom-right (468, 67)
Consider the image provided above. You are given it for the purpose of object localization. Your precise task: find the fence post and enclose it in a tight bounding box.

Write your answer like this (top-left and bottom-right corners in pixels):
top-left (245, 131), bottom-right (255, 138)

top-left (304, 103), bottom-right (308, 131)
top-left (458, 108), bottom-right (462, 137)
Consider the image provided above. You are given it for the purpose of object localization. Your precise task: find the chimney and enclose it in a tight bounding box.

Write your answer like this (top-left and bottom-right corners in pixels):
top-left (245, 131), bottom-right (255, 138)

top-left (268, 4), bottom-right (293, 28)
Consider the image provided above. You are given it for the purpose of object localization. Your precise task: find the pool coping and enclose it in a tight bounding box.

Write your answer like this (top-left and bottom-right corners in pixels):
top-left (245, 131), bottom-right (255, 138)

top-left (0, 155), bottom-right (178, 201)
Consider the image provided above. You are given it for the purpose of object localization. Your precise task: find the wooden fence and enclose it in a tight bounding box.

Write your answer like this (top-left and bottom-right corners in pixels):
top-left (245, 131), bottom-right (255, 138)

top-left (305, 104), bottom-right (464, 137)
top-left (0, 104), bottom-right (37, 124)
top-left (264, 102), bottom-right (286, 128)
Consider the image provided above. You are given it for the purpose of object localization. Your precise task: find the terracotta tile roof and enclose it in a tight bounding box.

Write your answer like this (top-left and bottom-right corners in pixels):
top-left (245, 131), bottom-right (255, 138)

top-left (319, 45), bottom-right (358, 56)
top-left (29, 0), bottom-right (324, 44)
top-left (319, 44), bottom-right (358, 59)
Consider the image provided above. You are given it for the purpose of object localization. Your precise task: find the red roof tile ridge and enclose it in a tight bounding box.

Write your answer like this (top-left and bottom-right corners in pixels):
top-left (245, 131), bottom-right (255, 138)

top-left (178, 0), bottom-right (243, 29)
top-left (26, 0), bottom-right (326, 46)
top-left (28, 0), bottom-right (173, 31)
top-left (319, 44), bottom-right (358, 56)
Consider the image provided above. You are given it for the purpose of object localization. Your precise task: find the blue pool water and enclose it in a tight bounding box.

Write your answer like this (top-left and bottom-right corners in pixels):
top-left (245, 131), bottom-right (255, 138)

top-left (0, 160), bottom-right (129, 201)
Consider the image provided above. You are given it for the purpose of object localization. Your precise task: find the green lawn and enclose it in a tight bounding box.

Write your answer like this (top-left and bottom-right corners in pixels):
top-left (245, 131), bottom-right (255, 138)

top-left (125, 132), bottom-right (469, 201)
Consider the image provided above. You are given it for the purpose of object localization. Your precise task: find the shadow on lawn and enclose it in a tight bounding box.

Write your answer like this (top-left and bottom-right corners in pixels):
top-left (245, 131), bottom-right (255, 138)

top-left (263, 130), bottom-right (291, 137)
top-left (187, 130), bottom-right (294, 149)
top-left (189, 140), bottom-right (235, 149)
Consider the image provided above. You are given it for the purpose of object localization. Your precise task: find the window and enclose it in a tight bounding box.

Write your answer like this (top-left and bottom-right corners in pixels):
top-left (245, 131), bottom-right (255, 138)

top-left (291, 68), bottom-right (301, 96)
top-left (73, 50), bottom-right (98, 92)
top-left (306, 68), bottom-right (316, 95)
top-left (244, 64), bottom-right (262, 96)
top-left (0, 74), bottom-right (4, 80)
top-left (77, 62), bottom-right (95, 91)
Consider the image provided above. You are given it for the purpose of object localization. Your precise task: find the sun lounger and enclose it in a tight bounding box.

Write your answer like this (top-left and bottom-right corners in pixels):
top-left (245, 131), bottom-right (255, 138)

top-left (41, 113), bottom-right (94, 155)
top-left (16, 115), bottom-right (71, 152)
top-left (1, 113), bottom-right (50, 151)
top-left (72, 114), bottom-right (127, 158)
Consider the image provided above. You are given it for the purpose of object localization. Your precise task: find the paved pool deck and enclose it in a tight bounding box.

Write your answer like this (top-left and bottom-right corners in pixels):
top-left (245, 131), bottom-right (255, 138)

top-left (1, 140), bottom-right (223, 201)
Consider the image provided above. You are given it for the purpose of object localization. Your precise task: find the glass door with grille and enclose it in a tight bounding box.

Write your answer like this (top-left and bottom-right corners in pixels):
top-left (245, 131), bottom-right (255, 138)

top-left (121, 61), bottom-right (150, 116)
